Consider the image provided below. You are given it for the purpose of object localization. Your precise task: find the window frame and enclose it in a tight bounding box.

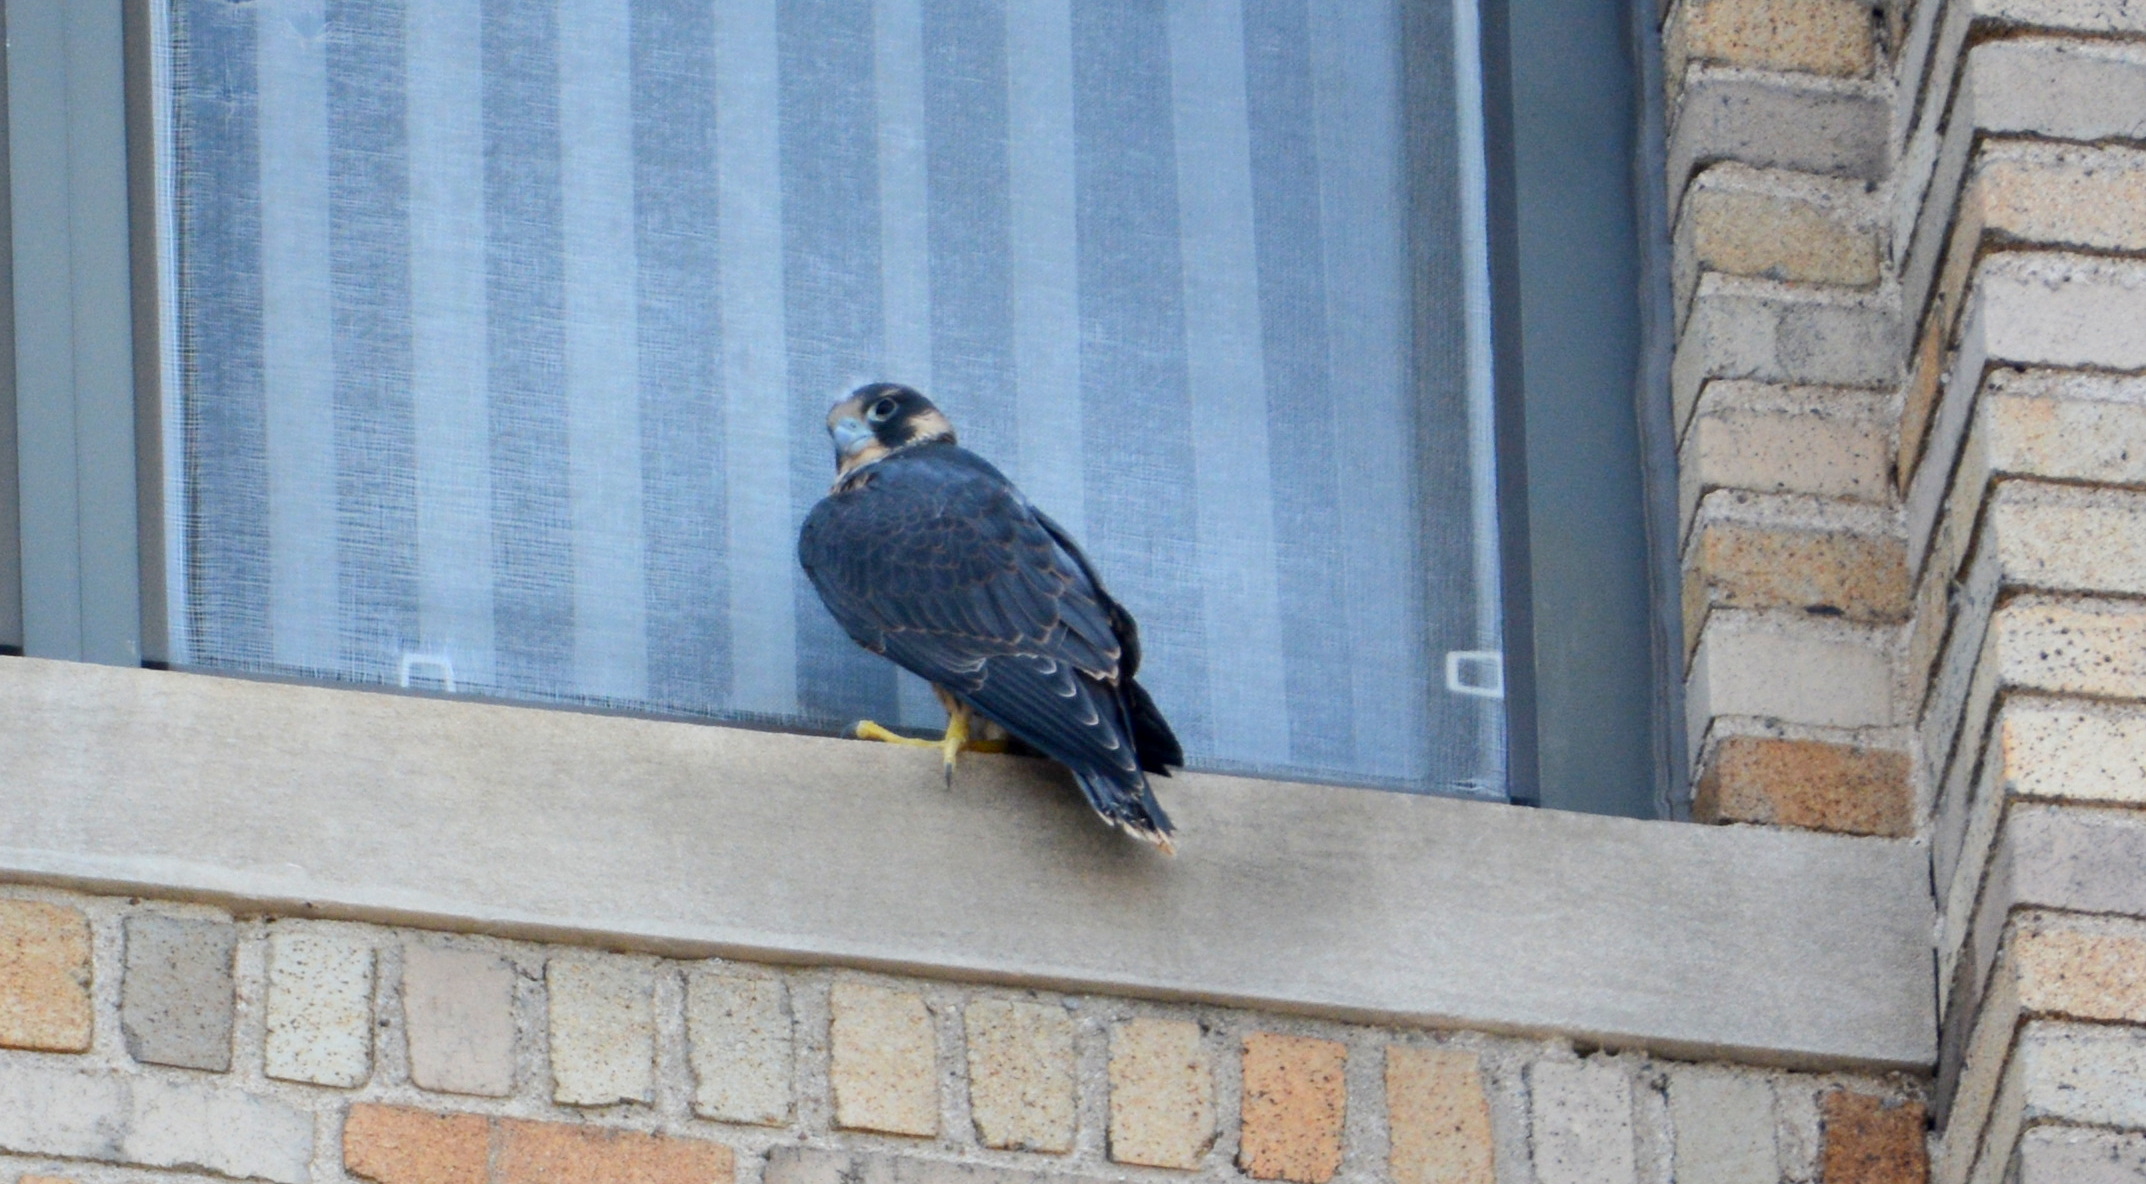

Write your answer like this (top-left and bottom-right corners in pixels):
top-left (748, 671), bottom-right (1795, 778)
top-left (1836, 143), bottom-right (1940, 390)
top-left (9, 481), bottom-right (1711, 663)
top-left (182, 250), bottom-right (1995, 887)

top-left (0, 0), bottom-right (1933, 1073)
top-left (5, 0), bottom-right (1678, 817)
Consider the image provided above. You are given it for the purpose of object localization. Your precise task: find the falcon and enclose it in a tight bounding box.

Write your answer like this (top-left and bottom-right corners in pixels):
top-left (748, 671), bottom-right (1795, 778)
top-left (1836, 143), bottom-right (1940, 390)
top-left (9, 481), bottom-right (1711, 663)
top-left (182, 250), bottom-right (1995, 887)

top-left (797, 383), bottom-right (1184, 850)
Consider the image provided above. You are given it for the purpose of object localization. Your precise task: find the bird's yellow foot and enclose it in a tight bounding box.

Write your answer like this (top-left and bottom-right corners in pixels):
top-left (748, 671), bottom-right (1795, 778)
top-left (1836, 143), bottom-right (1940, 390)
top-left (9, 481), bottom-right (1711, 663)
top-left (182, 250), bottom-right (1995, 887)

top-left (853, 713), bottom-right (1007, 787)
top-left (853, 720), bottom-right (938, 748)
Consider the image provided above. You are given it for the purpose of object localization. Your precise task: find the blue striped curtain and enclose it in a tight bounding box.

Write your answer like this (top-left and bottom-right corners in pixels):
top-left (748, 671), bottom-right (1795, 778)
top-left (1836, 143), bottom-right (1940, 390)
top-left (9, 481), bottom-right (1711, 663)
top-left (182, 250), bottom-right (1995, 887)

top-left (164, 0), bottom-right (1504, 796)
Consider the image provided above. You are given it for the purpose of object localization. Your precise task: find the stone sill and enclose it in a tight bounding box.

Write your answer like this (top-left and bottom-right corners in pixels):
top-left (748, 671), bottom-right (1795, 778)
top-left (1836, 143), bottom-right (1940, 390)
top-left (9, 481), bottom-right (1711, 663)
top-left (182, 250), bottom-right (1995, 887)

top-left (0, 656), bottom-right (1935, 1071)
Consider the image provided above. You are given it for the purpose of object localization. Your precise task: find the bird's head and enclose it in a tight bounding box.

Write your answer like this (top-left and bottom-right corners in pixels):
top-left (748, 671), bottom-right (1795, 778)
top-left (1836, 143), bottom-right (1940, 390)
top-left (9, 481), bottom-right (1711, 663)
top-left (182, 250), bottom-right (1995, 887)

top-left (825, 383), bottom-right (956, 477)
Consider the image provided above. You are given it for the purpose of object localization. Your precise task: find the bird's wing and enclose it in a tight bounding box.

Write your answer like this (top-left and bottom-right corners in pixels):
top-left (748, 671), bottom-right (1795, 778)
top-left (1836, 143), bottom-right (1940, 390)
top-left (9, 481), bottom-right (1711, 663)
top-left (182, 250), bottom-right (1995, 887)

top-left (798, 450), bottom-right (1140, 773)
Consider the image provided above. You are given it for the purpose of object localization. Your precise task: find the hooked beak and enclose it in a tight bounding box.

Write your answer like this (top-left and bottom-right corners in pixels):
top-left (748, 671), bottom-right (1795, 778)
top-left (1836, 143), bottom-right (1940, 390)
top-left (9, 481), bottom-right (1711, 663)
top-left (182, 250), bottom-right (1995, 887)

top-left (830, 415), bottom-right (874, 460)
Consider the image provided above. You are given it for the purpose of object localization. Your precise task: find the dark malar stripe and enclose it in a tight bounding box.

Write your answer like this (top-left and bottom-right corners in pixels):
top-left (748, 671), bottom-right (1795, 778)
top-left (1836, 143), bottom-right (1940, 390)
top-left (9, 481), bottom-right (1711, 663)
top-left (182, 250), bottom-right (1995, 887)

top-left (173, 0), bottom-right (271, 667)
top-left (1070, 0), bottom-right (1210, 755)
top-left (778, 0), bottom-right (894, 725)
top-left (327, 0), bottom-right (420, 680)
top-left (632, 0), bottom-right (731, 711)
top-left (922, 0), bottom-right (1014, 465)
top-left (1242, 0), bottom-right (1355, 768)
top-left (481, 0), bottom-right (575, 695)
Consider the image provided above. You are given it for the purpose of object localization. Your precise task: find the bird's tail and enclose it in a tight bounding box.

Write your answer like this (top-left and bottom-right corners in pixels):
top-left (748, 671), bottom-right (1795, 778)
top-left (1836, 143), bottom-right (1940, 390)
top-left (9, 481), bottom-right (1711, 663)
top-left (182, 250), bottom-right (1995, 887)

top-left (1072, 765), bottom-right (1177, 855)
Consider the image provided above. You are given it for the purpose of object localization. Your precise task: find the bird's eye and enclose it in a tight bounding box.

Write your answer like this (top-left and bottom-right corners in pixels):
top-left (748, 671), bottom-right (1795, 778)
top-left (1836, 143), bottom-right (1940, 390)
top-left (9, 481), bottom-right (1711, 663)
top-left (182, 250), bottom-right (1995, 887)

top-left (869, 398), bottom-right (898, 422)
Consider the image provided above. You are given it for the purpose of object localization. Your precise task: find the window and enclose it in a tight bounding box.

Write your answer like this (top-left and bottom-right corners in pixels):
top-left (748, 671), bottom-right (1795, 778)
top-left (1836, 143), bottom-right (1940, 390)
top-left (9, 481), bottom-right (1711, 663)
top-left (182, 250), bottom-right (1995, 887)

top-left (5, 0), bottom-right (1673, 816)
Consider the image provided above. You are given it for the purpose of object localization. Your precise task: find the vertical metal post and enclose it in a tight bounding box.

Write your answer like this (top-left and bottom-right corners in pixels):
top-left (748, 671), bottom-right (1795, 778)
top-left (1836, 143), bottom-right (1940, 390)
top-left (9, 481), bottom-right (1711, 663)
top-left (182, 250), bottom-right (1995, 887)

top-left (0, 2), bottom-right (20, 653)
top-left (6, 0), bottom-right (144, 665)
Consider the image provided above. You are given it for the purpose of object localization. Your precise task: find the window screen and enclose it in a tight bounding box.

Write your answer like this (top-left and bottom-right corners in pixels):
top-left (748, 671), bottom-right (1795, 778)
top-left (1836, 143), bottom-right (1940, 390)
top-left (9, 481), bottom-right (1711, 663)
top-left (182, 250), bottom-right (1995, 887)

top-left (158, 0), bottom-right (1505, 797)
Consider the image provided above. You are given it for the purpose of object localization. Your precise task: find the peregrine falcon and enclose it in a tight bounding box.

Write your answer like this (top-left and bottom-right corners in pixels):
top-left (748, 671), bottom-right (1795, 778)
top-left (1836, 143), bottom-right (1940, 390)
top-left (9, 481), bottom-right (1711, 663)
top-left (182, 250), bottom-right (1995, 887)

top-left (798, 383), bottom-right (1184, 850)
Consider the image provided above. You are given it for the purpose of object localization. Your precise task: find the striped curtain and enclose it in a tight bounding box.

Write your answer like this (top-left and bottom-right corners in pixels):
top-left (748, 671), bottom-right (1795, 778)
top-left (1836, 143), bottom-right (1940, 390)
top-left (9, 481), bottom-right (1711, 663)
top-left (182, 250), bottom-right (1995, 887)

top-left (164, 0), bottom-right (1504, 796)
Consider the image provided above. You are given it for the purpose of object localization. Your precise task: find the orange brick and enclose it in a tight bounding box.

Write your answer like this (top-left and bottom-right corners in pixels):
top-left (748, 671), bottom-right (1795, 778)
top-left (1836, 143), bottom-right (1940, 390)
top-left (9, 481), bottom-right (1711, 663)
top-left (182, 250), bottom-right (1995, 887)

top-left (344, 1104), bottom-right (491, 1184)
top-left (1238, 1033), bottom-right (1347, 1184)
top-left (1819, 1091), bottom-right (1927, 1184)
top-left (0, 899), bottom-right (93, 1053)
top-left (1694, 736), bottom-right (1913, 837)
top-left (1386, 1047), bottom-right (1494, 1184)
top-left (496, 1118), bottom-right (733, 1184)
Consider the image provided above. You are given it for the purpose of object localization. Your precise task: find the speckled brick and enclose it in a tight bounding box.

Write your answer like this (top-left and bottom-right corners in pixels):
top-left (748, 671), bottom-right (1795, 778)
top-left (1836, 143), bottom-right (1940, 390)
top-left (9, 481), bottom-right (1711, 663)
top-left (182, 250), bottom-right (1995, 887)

top-left (0, 900), bottom-right (91, 1053)
top-left (1530, 1059), bottom-right (1637, 1184)
top-left (121, 913), bottom-right (235, 1072)
top-left (1694, 735), bottom-right (1912, 836)
top-left (1238, 1032), bottom-right (1346, 1184)
top-left (1108, 1017), bottom-right (1216, 1170)
top-left (344, 1103), bottom-right (490, 1184)
top-left (828, 982), bottom-right (937, 1137)
top-left (1819, 1091), bottom-right (1925, 1184)
top-left (2013, 914), bottom-right (2146, 1024)
top-left (686, 971), bottom-right (792, 1126)
top-left (547, 958), bottom-right (655, 1107)
top-left (1386, 1046), bottom-right (1495, 1184)
top-left (965, 998), bottom-right (1075, 1153)
top-left (403, 945), bottom-right (518, 1098)
top-left (495, 1117), bottom-right (732, 1184)
top-left (264, 929), bottom-right (374, 1087)
top-left (1668, 0), bottom-right (1874, 80)
top-left (1682, 491), bottom-right (1907, 634)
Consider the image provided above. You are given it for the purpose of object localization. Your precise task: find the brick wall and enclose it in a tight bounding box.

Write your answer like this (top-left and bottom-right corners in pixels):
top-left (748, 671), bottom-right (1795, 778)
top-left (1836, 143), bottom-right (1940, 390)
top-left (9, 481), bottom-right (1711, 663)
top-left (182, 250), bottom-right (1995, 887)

top-left (0, 886), bottom-right (1920, 1184)
top-left (1668, 0), bottom-right (2146, 1179)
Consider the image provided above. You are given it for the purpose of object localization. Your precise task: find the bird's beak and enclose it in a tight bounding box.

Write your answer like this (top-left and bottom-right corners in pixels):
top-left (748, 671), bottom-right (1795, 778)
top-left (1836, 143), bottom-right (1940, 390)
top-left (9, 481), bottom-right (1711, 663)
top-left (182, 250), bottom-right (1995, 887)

top-left (830, 416), bottom-right (874, 460)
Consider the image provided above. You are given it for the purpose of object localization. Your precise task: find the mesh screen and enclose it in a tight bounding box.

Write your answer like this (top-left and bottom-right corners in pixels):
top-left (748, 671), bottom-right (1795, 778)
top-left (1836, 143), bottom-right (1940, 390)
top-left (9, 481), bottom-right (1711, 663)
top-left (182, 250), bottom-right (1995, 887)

top-left (162, 0), bottom-right (1505, 796)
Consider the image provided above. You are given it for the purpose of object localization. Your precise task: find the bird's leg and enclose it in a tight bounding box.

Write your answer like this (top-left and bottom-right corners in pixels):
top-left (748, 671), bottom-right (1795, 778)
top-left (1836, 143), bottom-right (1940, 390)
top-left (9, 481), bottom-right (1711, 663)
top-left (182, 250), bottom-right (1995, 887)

top-left (855, 688), bottom-right (1007, 785)
top-left (939, 703), bottom-right (971, 787)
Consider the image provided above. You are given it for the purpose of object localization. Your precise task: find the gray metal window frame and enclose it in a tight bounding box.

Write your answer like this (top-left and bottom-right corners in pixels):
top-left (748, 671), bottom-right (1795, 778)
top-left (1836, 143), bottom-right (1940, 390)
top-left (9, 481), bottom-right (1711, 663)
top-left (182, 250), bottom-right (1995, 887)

top-left (2, 0), bottom-right (1681, 818)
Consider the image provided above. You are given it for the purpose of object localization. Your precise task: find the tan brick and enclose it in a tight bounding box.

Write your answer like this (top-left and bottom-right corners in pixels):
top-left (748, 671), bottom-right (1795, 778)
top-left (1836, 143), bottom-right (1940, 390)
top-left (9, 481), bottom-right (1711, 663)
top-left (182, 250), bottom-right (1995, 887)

top-left (264, 929), bottom-right (374, 1087)
top-left (1670, 0), bottom-right (1875, 80)
top-left (1979, 141), bottom-right (2146, 254)
top-left (2013, 915), bottom-right (2146, 1023)
top-left (1999, 700), bottom-right (2146, 806)
top-left (1386, 1047), bottom-right (1494, 1184)
top-left (1989, 482), bottom-right (2146, 598)
top-left (828, 982), bottom-right (937, 1137)
top-left (343, 1103), bottom-right (490, 1184)
top-left (1819, 1091), bottom-right (1926, 1184)
top-left (495, 1119), bottom-right (732, 1184)
top-left (1682, 493), bottom-right (1907, 641)
top-left (964, 998), bottom-right (1075, 1153)
top-left (1680, 382), bottom-right (1895, 535)
top-left (1984, 371), bottom-right (2146, 489)
top-left (685, 971), bottom-right (792, 1126)
top-left (1694, 735), bottom-right (1913, 837)
top-left (0, 900), bottom-right (91, 1053)
top-left (1994, 597), bottom-right (2146, 701)
top-left (1108, 1017), bottom-right (1216, 1170)
top-left (1238, 1033), bottom-right (1346, 1184)
top-left (547, 957), bottom-right (654, 1107)
top-left (1897, 307), bottom-right (1949, 493)
top-left (1679, 172), bottom-right (1880, 309)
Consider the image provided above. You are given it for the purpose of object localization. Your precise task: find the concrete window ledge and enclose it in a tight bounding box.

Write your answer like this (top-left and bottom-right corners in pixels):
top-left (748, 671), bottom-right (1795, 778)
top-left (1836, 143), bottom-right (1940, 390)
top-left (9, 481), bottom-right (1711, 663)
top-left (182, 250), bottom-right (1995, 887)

top-left (0, 656), bottom-right (1933, 1070)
